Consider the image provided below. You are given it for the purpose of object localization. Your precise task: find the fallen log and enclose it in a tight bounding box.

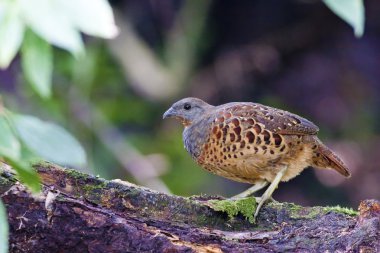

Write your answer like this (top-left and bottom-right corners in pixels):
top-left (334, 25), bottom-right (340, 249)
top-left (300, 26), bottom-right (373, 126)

top-left (0, 162), bottom-right (379, 252)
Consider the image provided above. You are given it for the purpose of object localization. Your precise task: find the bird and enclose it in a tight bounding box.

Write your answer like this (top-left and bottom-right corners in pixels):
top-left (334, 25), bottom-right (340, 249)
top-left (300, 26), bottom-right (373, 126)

top-left (163, 97), bottom-right (350, 220)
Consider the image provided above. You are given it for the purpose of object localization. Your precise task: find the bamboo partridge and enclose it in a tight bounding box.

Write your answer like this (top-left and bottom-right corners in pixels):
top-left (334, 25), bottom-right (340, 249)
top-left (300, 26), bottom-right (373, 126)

top-left (163, 97), bottom-right (350, 220)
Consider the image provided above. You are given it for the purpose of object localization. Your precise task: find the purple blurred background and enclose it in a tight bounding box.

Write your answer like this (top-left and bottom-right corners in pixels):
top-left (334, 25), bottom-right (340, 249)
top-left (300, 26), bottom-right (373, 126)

top-left (2, 0), bottom-right (379, 208)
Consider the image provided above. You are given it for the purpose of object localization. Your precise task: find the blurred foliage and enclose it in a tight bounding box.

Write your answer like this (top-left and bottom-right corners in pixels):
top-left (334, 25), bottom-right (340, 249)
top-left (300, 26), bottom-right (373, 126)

top-left (1, 0), bottom-right (377, 198)
top-left (0, 0), bottom-right (118, 190)
top-left (0, 0), bottom-right (118, 96)
top-left (0, 0), bottom-right (118, 250)
top-left (0, 0), bottom-right (379, 250)
top-left (323, 0), bottom-right (365, 37)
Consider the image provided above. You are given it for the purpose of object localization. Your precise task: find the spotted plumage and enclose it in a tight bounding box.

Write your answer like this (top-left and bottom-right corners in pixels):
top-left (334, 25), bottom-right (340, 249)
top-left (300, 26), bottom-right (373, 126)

top-left (163, 97), bottom-right (350, 219)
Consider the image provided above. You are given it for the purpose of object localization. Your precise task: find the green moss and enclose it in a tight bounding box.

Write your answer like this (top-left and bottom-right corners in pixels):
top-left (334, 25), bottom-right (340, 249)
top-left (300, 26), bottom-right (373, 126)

top-left (280, 202), bottom-right (322, 219)
top-left (272, 202), bottom-right (358, 219)
top-left (286, 202), bottom-right (303, 212)
top-left (0, 177), bottom-right (13, 193)
top-left (82, 181), bottom-right (108, 193)
top-left (195, 213), bottom-right (212, 225)
top-left (292, 208), bottom-right (322, 219)
top-left (65, 169), bottom-right (87, 180)
top-left (323, 205), bottom-right (358, 216)
top-left (271, 202), bottom-right (358, 219)
top-left (207, 197), bottom-right (257, 223)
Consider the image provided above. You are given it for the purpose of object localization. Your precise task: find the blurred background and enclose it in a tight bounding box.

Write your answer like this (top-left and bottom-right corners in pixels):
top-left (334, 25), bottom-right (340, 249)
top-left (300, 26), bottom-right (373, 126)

top-left (1, 0), bottom-right (379, 208)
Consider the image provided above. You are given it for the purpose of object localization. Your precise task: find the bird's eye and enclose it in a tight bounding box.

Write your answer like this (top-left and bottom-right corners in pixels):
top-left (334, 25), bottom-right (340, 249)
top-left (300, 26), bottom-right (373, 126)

top-left (184, 103), bottom-right (191, 110)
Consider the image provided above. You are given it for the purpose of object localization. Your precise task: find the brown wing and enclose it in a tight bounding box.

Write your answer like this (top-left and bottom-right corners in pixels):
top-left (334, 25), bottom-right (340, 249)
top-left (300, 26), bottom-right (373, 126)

top-left (219, 102), bottom-right (319, 136)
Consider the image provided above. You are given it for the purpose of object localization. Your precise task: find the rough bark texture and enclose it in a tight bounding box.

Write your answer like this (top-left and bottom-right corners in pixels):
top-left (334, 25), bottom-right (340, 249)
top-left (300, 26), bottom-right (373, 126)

top-left (0, 162), bottom-right (379, 252)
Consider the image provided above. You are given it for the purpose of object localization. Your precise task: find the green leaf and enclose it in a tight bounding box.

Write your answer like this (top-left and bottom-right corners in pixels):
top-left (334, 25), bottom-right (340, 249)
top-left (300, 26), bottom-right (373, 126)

top-left (11, 114), bottom-right (86, 167)
top-left (19, 0), bottom-right (84, 56)
top-left (5, 157), bottom-right (41, 193)
top-left (58, 0), bottom-right (118, 39)
top-left (22, 30), bottom-right (53, 98)
top-left (0, 2), bottom-right (25, 68)
top-left (0, 200), bottom-right (8, 253)
top-left (323, 0), bottom-right (365, 37)
top-left (20, 145), bottom-right (41, 164)
top-left (0, 115), bottom-right (20, 160)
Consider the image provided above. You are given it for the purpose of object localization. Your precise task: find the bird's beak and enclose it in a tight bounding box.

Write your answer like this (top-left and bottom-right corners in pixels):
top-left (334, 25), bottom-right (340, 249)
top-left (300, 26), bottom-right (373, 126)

top-left (163, 107), bottom-right (175, 119)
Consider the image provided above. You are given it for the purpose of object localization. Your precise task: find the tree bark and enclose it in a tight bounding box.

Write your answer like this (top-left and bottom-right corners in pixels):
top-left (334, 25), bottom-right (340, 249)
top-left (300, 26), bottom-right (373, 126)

top-left (0, 162), bottom-right (379, 253)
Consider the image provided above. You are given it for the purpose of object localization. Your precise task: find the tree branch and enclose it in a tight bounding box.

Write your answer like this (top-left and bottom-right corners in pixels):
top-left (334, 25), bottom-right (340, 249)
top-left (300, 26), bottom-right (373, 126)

top-left (1, 162), bottom-right (379, 252)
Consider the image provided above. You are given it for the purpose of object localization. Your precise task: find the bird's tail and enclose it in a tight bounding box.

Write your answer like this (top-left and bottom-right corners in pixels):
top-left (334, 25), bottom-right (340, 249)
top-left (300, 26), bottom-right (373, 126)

top-left (312, 141), bottom-right (351, 178)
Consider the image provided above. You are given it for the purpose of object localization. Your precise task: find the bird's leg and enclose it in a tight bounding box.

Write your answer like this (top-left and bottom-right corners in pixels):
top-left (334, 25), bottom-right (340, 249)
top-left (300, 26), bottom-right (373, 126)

top-left (254, 165), bottom-right (288, 220)
top-left (230, 181), bottom-right (268, 199)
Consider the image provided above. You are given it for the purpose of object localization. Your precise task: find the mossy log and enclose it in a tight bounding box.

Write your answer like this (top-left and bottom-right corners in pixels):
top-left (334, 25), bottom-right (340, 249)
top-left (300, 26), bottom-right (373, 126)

top-left (0, 162), bottom-right (379, 252)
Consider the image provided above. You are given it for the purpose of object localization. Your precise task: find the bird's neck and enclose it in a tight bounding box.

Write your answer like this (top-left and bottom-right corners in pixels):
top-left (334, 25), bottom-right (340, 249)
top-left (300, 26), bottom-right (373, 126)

top-left (183, 118), bottom-right (211, 159)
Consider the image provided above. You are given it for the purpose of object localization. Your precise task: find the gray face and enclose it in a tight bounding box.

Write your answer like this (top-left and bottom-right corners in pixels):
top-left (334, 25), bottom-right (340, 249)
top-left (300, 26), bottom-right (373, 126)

top-left (163, 97), bottom-right (212, 126)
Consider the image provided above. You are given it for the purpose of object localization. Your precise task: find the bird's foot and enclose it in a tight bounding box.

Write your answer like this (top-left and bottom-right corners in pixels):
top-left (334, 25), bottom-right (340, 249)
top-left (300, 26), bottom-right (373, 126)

top-left (229, 181), bottom-right (268, 199)
top-left (253, 166), bottom-right (288, 221)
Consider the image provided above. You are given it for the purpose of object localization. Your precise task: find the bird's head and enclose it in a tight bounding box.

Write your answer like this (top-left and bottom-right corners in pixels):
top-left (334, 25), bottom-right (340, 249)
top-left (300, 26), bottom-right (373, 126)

top-left (163, 97), bottom-right (212, 126)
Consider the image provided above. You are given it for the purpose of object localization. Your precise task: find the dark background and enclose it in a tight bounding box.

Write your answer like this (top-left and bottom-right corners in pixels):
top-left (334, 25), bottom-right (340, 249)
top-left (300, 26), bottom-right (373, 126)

top-left (2, 0), bottom-right (380, 208)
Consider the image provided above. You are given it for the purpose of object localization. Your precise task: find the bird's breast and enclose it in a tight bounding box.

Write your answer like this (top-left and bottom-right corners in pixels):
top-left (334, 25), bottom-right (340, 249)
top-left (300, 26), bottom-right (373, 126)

top-left (183, 119), bottom-right (212, 159)
top-left (187, 113), bottom-right (285, 182)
